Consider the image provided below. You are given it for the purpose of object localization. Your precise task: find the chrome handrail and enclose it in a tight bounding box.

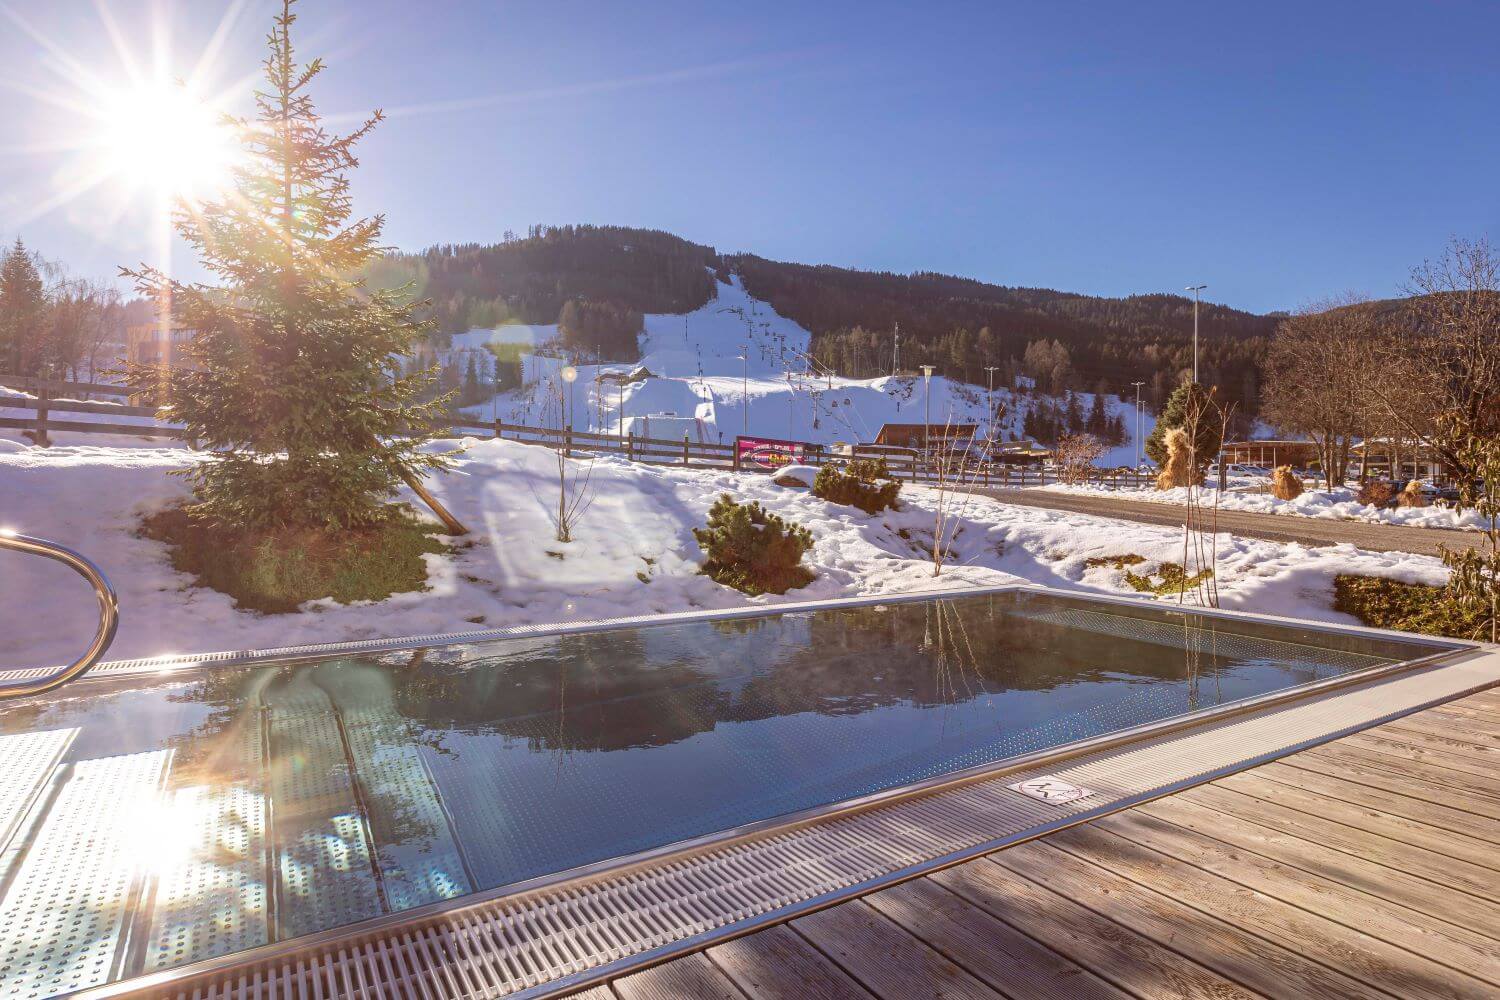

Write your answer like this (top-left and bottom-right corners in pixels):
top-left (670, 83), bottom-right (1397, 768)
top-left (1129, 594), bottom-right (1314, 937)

top-left (0, 530), bottom-right (119, 697)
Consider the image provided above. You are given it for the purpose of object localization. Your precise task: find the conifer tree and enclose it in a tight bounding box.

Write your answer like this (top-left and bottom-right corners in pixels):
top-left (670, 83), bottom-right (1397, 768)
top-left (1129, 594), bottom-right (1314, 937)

top-left (1144, 381), bottom-right (1223, 468)
top-left (124, 0), bottom-right (452, 531)
top-left (0, 239), bottom-right (47, 376)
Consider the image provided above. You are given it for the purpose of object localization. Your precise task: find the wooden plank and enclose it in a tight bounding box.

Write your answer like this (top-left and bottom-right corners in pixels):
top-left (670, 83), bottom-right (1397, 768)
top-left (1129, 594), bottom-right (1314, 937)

top-left (1420, 701), bottom-right (1500, 731)
top-left (560, 987), bottom-right (616, 1000)
top-left (1215, 770), bottom-right (1500, 878)
top-left (1141, 791), bottom-right (1500, 942)
top-left (0, 396), bottom-right (161, 418)
top-left (707, 924), bottom-right (875, 1000)
top-left (861, 876), bottom-right (1130, 1000)
top-left (1186, 782), bottom-right (1500, 904)
top-left (0, 415), bottom-right (184, 437)
top-left (997, 836), bottom-right (1384, 1000)
top-left (1382, 714), bottom-right (1500, 749)
top-left (931, 852), bottom-right (1261, 1000)
top-left (1329, 731), bottom-right (1500, 785)
top-left (1272, 753), bottom-right (1500, 835)
top-left (791, 898), bottom-right (1004, 1000)
top-left (1048, 822), bottom-right (1482, 1000)
top-left (612, 952), bottom-right (744, 1000)
top-left (1462, 687), bottom-right (1500, 712)
top-left (1094, 805), bottom-right (1500, 986)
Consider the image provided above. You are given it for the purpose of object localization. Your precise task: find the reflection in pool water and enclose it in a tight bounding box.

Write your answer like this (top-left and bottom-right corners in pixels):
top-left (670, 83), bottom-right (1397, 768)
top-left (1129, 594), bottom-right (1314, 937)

top-left (0, 590), bottom-right (1443, 994)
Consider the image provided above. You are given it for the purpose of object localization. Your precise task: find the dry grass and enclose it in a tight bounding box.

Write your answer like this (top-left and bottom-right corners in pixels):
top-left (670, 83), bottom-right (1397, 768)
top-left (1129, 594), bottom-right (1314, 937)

top-left (1270, 465), bottom-right (1303, 500)
top-left (1155, 427), bottom-right (1195, 490)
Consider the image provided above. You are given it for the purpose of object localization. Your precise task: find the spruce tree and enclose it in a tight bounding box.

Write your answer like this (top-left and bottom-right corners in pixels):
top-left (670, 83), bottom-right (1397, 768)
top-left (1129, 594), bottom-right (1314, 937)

top-left (0, 239), bottom-right (46, 376)
top-left (124, 0), bottom-right (451, 531)
top-left (1144, 381), bottom-right (1223, 468)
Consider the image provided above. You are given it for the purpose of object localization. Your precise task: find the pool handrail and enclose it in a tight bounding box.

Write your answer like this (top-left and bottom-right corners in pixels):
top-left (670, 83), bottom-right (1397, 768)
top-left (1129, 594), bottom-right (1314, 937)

top-left (0, 530), bottom-right (118, 697)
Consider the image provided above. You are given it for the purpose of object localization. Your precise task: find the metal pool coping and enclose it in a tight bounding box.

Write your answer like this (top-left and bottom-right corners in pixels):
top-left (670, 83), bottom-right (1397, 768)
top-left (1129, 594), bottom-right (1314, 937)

top-left (63, 592), bottom-right (1491, 1000)
top-left (0, 582), bottom-right (1469, 687)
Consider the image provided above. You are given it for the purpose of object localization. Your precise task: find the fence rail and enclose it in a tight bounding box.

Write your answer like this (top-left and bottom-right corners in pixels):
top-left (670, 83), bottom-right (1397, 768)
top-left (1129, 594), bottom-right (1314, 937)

top-left (0, 378), bottom-right (1158, 489)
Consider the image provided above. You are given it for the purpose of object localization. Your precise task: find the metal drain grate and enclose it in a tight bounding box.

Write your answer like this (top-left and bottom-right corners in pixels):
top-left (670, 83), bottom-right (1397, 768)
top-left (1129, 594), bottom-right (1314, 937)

top-left (0, 751), bottom-right (170, 999)
top-left (75, 645), bottom-right (1498, 1000)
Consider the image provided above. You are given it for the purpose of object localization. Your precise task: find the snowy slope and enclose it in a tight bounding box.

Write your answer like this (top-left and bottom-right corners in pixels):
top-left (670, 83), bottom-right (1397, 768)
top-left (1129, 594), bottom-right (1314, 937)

top-left (468, 275), bottom-right (1156, 462)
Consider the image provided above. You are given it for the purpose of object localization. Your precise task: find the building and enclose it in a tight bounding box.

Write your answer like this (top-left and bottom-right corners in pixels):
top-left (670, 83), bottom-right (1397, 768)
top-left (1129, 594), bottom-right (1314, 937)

top-left (1350, 439), bottom-right (1447, 483)
top-left (125, 320), bottom-right (198, 404)
top-left (1220, 439), bottom-right (1321, 470)
top-left (872, 422), bottom-right (978, 454)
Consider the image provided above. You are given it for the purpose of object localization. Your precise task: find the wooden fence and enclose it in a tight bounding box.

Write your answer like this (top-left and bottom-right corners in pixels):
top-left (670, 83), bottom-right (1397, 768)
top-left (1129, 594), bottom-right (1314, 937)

top-left (0, 375), bottom-right (1159, 490)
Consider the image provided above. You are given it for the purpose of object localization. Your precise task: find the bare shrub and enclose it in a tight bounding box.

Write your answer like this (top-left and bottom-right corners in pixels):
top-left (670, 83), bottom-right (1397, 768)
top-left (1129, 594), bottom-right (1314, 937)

top-left (1270, 466), bottom-right (1303, 501)
top-left (1055, 433), bottom-right (1105, 485)
top-left (1357, 479), bottom-right (1395, 506)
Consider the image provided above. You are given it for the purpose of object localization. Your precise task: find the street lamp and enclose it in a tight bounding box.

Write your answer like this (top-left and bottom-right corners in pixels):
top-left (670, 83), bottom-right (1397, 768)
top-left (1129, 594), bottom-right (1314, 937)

top-left (1184, 284), bottom-right (1207, 384)
top-left (1131, 380), bottom-right (1146, 469)
top-left (737, 346), bottom-right (749, 436)
top-left (984, 366), bottom-right (999, 445)
top-left (919, 364), bottom-right (935, 459)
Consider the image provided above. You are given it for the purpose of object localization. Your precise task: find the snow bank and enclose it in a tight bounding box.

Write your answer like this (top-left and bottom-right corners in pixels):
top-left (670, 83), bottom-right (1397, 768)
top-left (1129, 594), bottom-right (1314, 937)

top-left (1039, 481), bottom-right (1487, 532)
top-left (0, 438), bottom-right (1447, 672)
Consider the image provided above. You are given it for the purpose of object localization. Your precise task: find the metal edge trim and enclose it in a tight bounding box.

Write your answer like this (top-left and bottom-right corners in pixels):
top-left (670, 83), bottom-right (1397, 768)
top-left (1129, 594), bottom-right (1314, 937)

top-left (18, 581), bottom-right (1473, 689)
top-left (72, 637), bottom-right (1488, 1000)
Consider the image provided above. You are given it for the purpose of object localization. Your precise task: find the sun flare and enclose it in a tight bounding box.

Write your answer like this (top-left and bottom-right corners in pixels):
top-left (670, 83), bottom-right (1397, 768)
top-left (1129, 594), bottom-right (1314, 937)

top-left (94, 82), bottom-right (240, 202)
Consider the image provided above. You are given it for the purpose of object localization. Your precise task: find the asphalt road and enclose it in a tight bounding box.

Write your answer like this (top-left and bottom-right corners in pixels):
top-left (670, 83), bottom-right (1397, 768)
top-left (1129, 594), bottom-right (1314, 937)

top-left (964, 488), bottom-right (1483, 557)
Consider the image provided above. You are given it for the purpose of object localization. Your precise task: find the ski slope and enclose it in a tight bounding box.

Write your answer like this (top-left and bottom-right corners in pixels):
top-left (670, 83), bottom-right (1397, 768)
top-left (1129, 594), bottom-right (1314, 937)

top-left (459, 274), bottom-right (1153, 464)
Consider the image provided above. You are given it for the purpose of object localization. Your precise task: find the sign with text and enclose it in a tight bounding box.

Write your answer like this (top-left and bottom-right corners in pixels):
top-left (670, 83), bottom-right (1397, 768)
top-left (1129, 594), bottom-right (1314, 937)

top-left (736, 435), bottom-right (807, 471)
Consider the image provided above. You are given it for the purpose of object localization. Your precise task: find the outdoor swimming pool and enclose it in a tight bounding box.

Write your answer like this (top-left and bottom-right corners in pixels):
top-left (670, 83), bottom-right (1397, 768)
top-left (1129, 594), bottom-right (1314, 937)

top-left (0, 588), bottom-right (1454, 997)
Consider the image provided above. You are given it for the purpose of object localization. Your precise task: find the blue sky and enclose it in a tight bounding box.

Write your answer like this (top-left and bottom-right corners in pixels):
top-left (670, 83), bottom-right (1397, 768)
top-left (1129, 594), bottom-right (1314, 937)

top-left (1, 0), bottom-right (1496, 313)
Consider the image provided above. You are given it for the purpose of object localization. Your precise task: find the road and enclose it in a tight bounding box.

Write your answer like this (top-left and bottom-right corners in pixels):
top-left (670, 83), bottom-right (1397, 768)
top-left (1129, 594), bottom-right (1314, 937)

top-left (964, 488), bottom-right (1483, 557)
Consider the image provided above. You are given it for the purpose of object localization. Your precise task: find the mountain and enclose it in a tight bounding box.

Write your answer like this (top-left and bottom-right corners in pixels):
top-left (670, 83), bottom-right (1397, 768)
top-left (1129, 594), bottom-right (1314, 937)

top-left (368, 224), bottom-right (1274, 418)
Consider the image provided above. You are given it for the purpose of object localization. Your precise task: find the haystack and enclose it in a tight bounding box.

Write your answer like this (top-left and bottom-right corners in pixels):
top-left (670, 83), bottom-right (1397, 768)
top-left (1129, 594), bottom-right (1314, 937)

top-left (1396, 480), bottom-right (1428, 508)
top-left (1270, 465), bottom-right (1303, 501)
top-left (1155, 428), bottom-right (1195, 490)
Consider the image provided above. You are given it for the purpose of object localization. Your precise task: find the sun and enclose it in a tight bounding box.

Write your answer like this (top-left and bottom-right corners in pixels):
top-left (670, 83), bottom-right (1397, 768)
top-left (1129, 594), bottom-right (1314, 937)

top-left (94, 82), bottom-right (241, 202)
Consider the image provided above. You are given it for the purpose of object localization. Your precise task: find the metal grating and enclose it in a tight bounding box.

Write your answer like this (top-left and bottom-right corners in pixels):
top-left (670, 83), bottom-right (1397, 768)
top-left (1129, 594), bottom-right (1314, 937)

top-left (78, 646), bottom-right (1500, 1000)
top-left (0, 751), bottom-right (170, 999)
top-left (264, 693), bottom-right (384, 940)
top-left (143, 714), bottom-right (270, 974)
top-left (0, 729), bottom-right (76, 853)
top-left (340, 709), bottom-right (474, 911)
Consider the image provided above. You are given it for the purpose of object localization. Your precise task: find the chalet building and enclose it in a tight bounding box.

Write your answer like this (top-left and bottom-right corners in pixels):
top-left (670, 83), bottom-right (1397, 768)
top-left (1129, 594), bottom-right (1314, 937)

top-left (1220, 439), bottom-right (1320, 469)
top-left (873, 422), bottom-right (978, 454)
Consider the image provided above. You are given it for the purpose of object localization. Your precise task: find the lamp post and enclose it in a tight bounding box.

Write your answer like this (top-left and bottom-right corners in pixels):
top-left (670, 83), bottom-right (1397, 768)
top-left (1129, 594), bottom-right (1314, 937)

top-left (984, 366), bottom-right (999, 445)
top-left (892, 323), bottom-right (901, 376)
top-left (738, 346), bottom-right (748, 436)
top-left (920, 364), bottom-right (935, 460)
top-left (1185, 284), bottom-right (1207, 383)
top-left (1131, 380), bottom-right (1146, 469)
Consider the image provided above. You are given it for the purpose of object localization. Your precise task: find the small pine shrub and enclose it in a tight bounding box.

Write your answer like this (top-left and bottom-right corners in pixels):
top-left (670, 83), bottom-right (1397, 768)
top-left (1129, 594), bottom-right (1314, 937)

top-left (1333, 574), bottom-right (1482, 639)
top-left (693, 494), bottom-right (815, 595)
top-left (812, 458), bottom-right (901, 514)
top-left (1357, 479), bottom-right (1396, 506)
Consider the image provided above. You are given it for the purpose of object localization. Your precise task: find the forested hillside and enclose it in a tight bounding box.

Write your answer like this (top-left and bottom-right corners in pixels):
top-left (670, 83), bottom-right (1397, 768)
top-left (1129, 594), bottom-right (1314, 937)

top-left (369, 225), bottom-right (1275, 416)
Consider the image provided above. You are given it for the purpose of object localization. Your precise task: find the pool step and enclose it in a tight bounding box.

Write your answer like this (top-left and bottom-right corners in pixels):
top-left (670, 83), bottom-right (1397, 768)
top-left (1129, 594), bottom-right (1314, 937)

top-left (0, 750), bottom-right (172, 999)
top-left (0, 729), bottom-right (77, 857)
top-left (263, 683), bottom-right (385, 940)
top-left (141, 712), bottom-right (270, 974)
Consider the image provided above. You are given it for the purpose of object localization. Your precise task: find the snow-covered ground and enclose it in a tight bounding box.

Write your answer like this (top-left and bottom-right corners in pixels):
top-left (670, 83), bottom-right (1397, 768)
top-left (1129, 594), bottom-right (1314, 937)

top-left (1, 435), bottom-right (1445, 672)
top-left (1039, 481), bottom-right (1488, 532)
top-left (463, 275), bottom-right (1154, 465)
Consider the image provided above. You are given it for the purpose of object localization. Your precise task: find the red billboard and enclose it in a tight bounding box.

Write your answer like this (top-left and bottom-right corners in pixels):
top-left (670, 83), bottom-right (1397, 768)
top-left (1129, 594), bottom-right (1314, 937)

top-left (736, 435), bottom-right (807, 471)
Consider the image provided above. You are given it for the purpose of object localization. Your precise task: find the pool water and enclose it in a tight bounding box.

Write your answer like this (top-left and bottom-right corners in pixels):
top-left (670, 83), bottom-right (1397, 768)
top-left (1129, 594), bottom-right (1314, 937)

top-left (0, 590), bottom-right (1446, 996)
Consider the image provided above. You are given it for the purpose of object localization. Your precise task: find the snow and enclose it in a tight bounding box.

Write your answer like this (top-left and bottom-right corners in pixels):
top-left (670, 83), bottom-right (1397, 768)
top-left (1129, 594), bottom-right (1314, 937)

top-left (1039, 481), bottom-right (1488, 532)
top-left (1, 436), bottom-right (1448, 673)
top-left (470, 276), bottom-right (1156, 465)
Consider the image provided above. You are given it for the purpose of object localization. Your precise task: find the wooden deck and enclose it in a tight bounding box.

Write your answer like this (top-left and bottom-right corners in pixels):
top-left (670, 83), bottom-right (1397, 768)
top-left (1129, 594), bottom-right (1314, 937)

top-left (576, 686), bottom-right (1500, 1000)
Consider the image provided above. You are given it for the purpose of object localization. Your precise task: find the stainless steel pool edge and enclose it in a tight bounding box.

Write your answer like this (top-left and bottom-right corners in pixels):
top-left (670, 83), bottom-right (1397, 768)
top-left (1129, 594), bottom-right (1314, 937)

top-left (3, 581), bottom-right (1468, 688)
top-left (68, 638), bottom-right (1491, 1000)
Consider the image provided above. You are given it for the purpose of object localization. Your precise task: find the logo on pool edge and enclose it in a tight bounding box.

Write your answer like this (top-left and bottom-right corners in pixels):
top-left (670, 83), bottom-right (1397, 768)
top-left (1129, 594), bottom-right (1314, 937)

top-left (1008, 777), bottom-right (1095, 805)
